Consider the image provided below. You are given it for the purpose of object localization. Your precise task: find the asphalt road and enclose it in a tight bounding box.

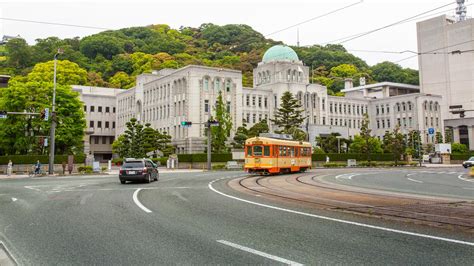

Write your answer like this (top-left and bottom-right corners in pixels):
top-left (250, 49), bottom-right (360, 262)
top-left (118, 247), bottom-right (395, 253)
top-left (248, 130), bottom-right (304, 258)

top-left (0, 169), bottom-right (473, 265)
top-left (322, 167), bottom-right (474, 200)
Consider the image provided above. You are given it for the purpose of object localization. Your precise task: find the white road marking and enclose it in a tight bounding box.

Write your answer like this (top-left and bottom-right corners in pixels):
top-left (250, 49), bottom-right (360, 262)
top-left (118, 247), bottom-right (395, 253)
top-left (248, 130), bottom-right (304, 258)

top-left (458, 174), bottom-right (474, 183)
top-left (406, 173), bottom-right (416, 177)
top-left (11, 198), bottom-right (17, 202)
top-left (407, 177), bottom-right (423, 183)
top-left (208, 177), bottom-right (474, 247)
top-left (132, 188), bottom-right (152, 213)
top-left (0, 241), bottom-right (18, 265)
top-left (335, 173), bottom-right (360, 180)
top-left (217, 240), bottom-right (303, 265)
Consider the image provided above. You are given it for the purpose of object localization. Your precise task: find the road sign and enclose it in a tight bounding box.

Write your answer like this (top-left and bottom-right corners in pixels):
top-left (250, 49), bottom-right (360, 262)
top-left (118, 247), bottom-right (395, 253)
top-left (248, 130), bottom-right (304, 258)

top-left (44, 138), bottom-right (48, 147)
top-left (0, 110), bottom-right (7, 119)
top-left (44, 108), bottom-right (49, 121)
top-left (428, 128), bottom-right (435, 135)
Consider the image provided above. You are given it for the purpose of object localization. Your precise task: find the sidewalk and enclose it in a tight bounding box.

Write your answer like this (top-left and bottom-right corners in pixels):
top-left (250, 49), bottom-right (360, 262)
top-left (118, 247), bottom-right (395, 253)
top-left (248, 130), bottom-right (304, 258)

top-left (422, 163), bottom-right (462, 168)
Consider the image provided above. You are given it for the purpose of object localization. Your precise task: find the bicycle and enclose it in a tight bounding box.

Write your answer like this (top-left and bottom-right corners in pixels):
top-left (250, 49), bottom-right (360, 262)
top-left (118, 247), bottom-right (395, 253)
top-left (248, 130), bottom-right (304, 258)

top-left (28, 166), bottom-right (43, 177)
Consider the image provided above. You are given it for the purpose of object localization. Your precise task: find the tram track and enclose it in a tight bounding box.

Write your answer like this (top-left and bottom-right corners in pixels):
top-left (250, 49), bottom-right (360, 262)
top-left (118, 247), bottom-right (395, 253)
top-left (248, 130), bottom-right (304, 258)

top-left (232, 172), bottom-right (474, 231)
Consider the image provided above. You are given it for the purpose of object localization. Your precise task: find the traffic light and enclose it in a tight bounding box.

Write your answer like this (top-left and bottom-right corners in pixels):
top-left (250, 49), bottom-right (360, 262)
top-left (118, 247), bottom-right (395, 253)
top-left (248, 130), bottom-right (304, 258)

top-left (0, 110), bottom-right (7, 119)
top-left (180, 121), bottom-right (192, 127)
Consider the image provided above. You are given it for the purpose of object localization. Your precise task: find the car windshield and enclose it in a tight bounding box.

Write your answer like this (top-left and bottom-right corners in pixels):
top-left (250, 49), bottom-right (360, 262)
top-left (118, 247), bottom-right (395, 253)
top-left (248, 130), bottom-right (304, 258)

top-left (123, 162), bottom-right (143, 168)
top-left (469, 157), bottom-right (474, 161)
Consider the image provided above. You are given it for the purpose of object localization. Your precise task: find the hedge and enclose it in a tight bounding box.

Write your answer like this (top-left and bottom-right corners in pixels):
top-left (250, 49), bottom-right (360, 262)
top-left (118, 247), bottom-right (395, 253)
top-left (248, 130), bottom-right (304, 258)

top-left (450, 153), bottom-right (474, 160)
top-left (0, 154), bottom-right (86, 165)
top-left (177, 153), bottom-right (233, 163)
top-left (312, 153), bottom-right (395, 162)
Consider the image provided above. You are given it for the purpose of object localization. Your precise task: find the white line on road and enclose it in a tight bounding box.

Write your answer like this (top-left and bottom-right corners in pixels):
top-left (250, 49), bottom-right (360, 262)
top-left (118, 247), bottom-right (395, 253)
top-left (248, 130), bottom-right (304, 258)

top-left (11, 198), bottom-right (17, 202)
top-left (217, 240), bottom-right (303, 265)
top-left (208, 177), bottom-right (474, 247)
top-left (458, 174), bottom-right (474, 183)
top-left (132, 188), bottom-right (152, 213)
top-left (407, 177), bottom-right (423, 183)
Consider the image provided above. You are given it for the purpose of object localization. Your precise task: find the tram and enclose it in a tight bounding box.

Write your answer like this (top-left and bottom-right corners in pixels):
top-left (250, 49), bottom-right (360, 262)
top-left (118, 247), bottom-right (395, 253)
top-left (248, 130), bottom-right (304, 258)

top-left (244, 135), bottom-right (312, 175)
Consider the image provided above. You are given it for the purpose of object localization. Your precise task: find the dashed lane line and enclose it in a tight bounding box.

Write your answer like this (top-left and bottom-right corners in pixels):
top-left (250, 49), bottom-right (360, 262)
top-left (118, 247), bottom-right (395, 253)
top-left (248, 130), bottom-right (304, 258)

top-left (217, 240), bottom-right (303, 265)
top-left (407, 177), bottom-right (423, 183)
top-left (208, 177), bottom-right (474, 247)
top-left (132, 188), bottom-right (152, 213)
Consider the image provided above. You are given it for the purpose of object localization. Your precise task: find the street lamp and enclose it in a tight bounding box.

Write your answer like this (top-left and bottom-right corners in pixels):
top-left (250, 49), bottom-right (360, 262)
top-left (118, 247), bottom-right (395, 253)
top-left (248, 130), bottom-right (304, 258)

top-left (49, 48), bottom-right (63, 175)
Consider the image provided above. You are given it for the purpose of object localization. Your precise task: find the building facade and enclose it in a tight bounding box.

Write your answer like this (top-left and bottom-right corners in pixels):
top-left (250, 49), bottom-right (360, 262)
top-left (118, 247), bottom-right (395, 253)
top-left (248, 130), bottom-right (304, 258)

top-left (417, 13), bottom-right (474, 148)
top-left (73, 85), bottom-right (122, 162)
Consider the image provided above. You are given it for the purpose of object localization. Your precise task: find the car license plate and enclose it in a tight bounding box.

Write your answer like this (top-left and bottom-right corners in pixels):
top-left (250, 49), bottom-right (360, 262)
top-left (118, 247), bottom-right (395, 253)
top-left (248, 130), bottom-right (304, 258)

top-left (127, 171), bottom-right (136, 175)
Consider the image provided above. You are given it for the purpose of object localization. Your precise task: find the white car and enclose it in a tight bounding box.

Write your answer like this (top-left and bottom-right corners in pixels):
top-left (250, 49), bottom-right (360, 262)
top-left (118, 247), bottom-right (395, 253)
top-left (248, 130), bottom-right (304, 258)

top-left (462, 157), bottom-right (474, 168)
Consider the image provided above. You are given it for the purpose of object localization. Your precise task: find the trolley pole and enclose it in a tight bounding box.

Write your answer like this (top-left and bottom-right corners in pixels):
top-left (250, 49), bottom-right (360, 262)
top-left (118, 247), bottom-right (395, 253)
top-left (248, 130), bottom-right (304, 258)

top-left (207, 120), bottom-right (211, 171)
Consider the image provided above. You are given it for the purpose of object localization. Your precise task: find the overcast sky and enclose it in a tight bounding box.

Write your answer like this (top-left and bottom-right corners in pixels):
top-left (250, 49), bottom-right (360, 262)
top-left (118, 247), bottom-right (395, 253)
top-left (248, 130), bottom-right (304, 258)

top-left (0, 0), bottom-right (468, 70)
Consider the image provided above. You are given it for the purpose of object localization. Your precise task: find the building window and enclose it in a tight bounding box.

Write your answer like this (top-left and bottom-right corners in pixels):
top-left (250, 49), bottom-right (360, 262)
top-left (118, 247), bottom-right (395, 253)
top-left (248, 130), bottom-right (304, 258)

top-left (377, 120), bottom-right (380, 129)
top-left (330, 103), bottom-right (333, 113)
top-left (214, 78), bottom-right (221, 91)
top-left (397, 118), bottom-right (401, 126)
top-left (84, 105), bottom-right (87, 112)
top-left (330, 118), bottom-right (333, 125)
top-left (98, 121), bottom-right (102, 128)
top-left (386, 105), bottom-right (390, 114)
top-left (264, 114), bottom-right (268, 120)
top-left (90, 121), bottom-right (94, 128)
top-left (258, 97), bottom-right (262, 107)
top-left (322, 117), bottom-right (326, 125)
top-left (113, 107), bottom-right (116, 113)
top-left (102, 136), bottom-right (107, 144)
top-left (436, 117), bottom-right (439, 126)
top-left (258, 114), bottom-right (262, 121)
top-left (274, 95), bottom-right (278, 107)
top-left (339, 104), bottom-right (342, 113)
top-left (246, 95), bottom-right (250, 106)
top-left (387, 119), bottom-right (391, 128)
top-left (90, 106), bottom-right (95, 112)
top-left (252, 96), bottom-right (256, 106)
top-left (376, 106), bottom-right (379, 115)
top-left (246, 113), bottom-right (250, 123)
top-left (226, 80), bottom-right (231, 92)
top-left (113, 122), bottom-right (115, 128)
top-left (204, 100), bottom-right (209, 113)
top-left (431, 117), bottom-right (434, 126)
top-left (106, 107), bottom-right (110, 113)
top-left (252, 114), bottom-right (256, 123)
top-left (105, 121), bottom-right (109, 128)
top-left (381, 120), bottom-right (385, 128)
top-left (403, 118), bottom-right (406, 127)
top-left (381, 105), bottom-right (384, 114)
top-left (203, 78), bottom-right (209, 91)
top-left (264, 97), bottom-right (268, 108)
top-left (408, 117), bottom-right (412, 127)
top-left (94, 136), bottom-right (99, 144)
top-left (110, 136), bottom-right (115, 144)
top-left (425, 117), bottom-right (428, 126)
top-left (226, 101), bottom-right (231, 113)
top-left (98, 106), bottom-right (102, 113)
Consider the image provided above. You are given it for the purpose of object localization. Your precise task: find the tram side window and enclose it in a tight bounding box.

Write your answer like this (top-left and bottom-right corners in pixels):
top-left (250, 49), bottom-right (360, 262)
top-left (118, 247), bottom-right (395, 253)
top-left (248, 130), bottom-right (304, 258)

top-left (253, 146), bottom-right (263, 156)
top-left (289, 147), bottom-right (295, 157)
top-left (246, 146), bottom-right (252, 156)
top-left (264, 146), bottom-right (270, 156)
top-left (279, 146), bottom-right (284, 156)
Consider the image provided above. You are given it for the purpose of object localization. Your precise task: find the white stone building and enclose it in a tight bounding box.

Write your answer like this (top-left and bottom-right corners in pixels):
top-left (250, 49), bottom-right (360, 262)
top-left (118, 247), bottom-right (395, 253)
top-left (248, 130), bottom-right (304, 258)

top-left (111, 44), bottom-right (443, 154)
top-left (73, 85), bottom-right (122, 162)
top-left (417, 12), bottom-right (474, 148)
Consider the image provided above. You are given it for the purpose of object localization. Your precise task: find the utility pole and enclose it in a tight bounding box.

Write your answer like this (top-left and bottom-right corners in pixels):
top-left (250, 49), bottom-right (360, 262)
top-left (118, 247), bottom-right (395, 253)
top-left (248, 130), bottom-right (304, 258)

top-left (49, 48), bottom-right (63, 175)
top-left (207, 120), bottom-right (211, 171)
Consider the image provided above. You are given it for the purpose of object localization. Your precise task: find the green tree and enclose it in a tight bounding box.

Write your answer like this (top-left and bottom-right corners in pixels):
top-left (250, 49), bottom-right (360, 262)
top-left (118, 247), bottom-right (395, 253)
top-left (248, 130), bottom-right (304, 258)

top-left (232, 123), bottom-right (249, 149)
top-left (122, 118), bottom-right (145, 158)
top-left (5, 38), bottom-right (32, 71)
top-left (80, 34), bottom-right (124, 59)
top-left (435, 131), bottom-right (443, 144)
top-left (452, 143), bottom-right (468, 154)
top-left (445, 128), bottom-right (453, 144)
top-left (109, 71), bottom-right (135, 89)
top-left (211, 92), bottom-right (233, 153)
top-left (349, 135), bottom-right (383, 154)
top-left (407, 130), bottom-right (422, 158)
top-left (27, 60), bottom-right (88, 85)
top-left (359, 113), bottom-right (373, 162)
top-left (270, 91), bottom-right (306, 136)
top-left (143, 123), bottom-right (159, 156)
top-left (370, 61), bottom-right (419, 85)
top-left (0, 79), bottom-right (85, 155)
top-left (384, 126), bottom-right (406, 165)
top-left (157, 131), bottom-right (174, 157)
top-left (112, 135), bottom-right (128, 158)
top-left (248, 119), bottom-right (269, 137)
top-left (316, 133), bottom-right (348, 153)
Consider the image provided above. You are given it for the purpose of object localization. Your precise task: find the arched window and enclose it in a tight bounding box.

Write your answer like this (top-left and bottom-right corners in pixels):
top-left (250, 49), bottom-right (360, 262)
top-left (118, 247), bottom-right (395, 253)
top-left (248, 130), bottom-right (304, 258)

top-left (214, 78), bottom-right (221, 91)
top-left (287, 69), bottom-right (291, 81)
top-left (298, 71), bottom-right (302, 82)
top-left (434, 102), bottom-right (438, 111)
top-left (258, 73), bottom-right (262, 84)
top-left (292, 70), bottom-right (297, 81)
top-left (429, 101), bottom-right (433, 111)
top-left (225, 79), bottom-right (231, 92)
top-left (402, 102), bottom-right (406, 111)
top-left (266, 70), bottom-right (271, 83)
top-left (203, 77), bottom-right (209, 91)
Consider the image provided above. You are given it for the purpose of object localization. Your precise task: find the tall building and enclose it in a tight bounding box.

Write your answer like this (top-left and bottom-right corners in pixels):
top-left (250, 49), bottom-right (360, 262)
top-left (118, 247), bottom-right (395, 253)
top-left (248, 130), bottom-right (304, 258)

top-left (417, 1), bottom-right (474, 148)
top-left (113, 44), bottom-right (443, 154)
top-left (73, 85), bottom-right (122, 162)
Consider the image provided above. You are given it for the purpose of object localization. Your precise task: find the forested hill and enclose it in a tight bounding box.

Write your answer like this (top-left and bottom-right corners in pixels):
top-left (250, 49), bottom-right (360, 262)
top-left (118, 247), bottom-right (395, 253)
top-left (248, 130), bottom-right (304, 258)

top-left (0, 23), bottom-right (419, 94)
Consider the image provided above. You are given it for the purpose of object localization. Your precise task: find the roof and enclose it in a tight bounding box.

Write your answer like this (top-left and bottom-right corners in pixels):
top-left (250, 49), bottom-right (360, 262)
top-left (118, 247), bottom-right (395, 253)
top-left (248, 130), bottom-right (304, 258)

top-left (262, 45), bottom-right (299, 63)
top-left (341, 82), bottom-right (420, 93)
top-left (245, 136), bottom-right (311, 147)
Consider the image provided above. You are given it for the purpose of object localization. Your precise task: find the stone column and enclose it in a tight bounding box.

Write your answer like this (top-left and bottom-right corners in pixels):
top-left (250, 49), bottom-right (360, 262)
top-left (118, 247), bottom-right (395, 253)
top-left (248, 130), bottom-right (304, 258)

top-left (453, 126), bottom-right (460, 143)
top-left (468, 126), bottom-right (474, 150)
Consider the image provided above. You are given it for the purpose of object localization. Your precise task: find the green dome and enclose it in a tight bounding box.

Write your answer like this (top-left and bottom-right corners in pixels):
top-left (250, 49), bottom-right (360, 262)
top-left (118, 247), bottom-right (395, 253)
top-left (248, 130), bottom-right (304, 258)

top-left (262, 45), bottom-right (299, 63)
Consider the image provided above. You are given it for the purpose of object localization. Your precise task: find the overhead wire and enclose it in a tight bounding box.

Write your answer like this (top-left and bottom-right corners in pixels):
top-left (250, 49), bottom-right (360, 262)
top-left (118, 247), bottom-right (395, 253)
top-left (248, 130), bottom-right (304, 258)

top-left (0, 17), bottom-right (112, 30)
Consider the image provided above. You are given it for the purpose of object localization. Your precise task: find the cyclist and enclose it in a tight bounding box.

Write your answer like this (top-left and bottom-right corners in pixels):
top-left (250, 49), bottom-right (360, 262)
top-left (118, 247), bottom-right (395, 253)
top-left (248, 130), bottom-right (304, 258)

top-left (34, 160), bottom-right (42, 175)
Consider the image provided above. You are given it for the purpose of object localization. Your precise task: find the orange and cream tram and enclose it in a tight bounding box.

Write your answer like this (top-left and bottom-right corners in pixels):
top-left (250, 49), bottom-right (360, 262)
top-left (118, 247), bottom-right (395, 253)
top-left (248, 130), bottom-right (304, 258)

top-left (244, 136), bottom-right (312, 175)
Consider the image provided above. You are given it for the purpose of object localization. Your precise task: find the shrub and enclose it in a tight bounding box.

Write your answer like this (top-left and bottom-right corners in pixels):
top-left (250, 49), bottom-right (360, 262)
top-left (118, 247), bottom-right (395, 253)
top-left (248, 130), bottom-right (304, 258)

top-left (101, 166), bottom-right (107, 172)
top-left (452, 143), bottom-right (468, 154)
top-left (112, 158), bottom-right (123, 165)
top-left (0, 154), bottom-right (85, 165)
top-left (312, 153), bottom-right (394, 162)
top-left (177, 153), bottom-right (232, 163)
top-left (78, 166), bottom-right (93, 174)
top-left (212, 164), bottom-right (226, 170)
top-left (323, 162), bottom-right (346, 168)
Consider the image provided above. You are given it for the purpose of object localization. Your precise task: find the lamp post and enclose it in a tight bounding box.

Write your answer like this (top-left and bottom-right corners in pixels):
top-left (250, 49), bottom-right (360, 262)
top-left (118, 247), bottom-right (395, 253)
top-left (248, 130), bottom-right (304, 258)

top-left (49, 48), bottom-right (63, 175)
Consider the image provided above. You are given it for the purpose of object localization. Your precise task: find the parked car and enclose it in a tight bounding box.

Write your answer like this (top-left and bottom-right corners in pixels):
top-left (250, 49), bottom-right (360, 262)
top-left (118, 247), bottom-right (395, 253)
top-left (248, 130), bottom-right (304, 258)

top-left (462, 157), bottom-right (474, 168)
top-left (119, 158), bottom-right (159, 184)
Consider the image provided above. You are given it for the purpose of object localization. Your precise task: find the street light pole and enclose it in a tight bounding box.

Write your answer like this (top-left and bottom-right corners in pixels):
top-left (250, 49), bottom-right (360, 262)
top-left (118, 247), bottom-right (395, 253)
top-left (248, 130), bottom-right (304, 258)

top-left (49, 49), bottom-right (62, 175)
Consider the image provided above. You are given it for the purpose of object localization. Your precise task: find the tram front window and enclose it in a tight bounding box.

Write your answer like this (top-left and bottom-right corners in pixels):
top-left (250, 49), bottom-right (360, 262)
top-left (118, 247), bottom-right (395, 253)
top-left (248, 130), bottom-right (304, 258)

top-left (253, 146), bottom-right (263, 156)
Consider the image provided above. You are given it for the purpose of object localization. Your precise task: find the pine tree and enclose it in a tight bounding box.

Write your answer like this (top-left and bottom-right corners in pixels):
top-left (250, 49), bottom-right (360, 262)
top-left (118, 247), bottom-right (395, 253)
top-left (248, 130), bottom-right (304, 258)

top-left (123, 118), bottom-right (145, 158)
top-left (359, 113), bottom-right (372, 162)
top-left (211, 91), bottom-right (233, 153)
top-left (270, 91), bottom-right (306, 137)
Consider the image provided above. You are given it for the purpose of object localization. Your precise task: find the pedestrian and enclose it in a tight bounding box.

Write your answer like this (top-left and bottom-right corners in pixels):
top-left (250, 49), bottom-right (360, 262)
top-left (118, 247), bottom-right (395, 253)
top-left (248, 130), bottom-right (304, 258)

top-left (7, 160), bottom-right (12, 176)
top-left (326, 156), bottom-right (330, 163)
top-left (34, 160), bottom-right (41, 175)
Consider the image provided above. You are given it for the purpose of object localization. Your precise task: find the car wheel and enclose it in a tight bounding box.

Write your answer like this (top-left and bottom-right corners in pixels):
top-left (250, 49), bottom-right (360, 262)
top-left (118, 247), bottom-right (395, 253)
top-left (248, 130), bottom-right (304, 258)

top-left (120, 180), bottom-right (126, 184)
top-left (145, 174), bottom-right (151, 183)
top-left (154, 173), bottom-right (158, 181)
